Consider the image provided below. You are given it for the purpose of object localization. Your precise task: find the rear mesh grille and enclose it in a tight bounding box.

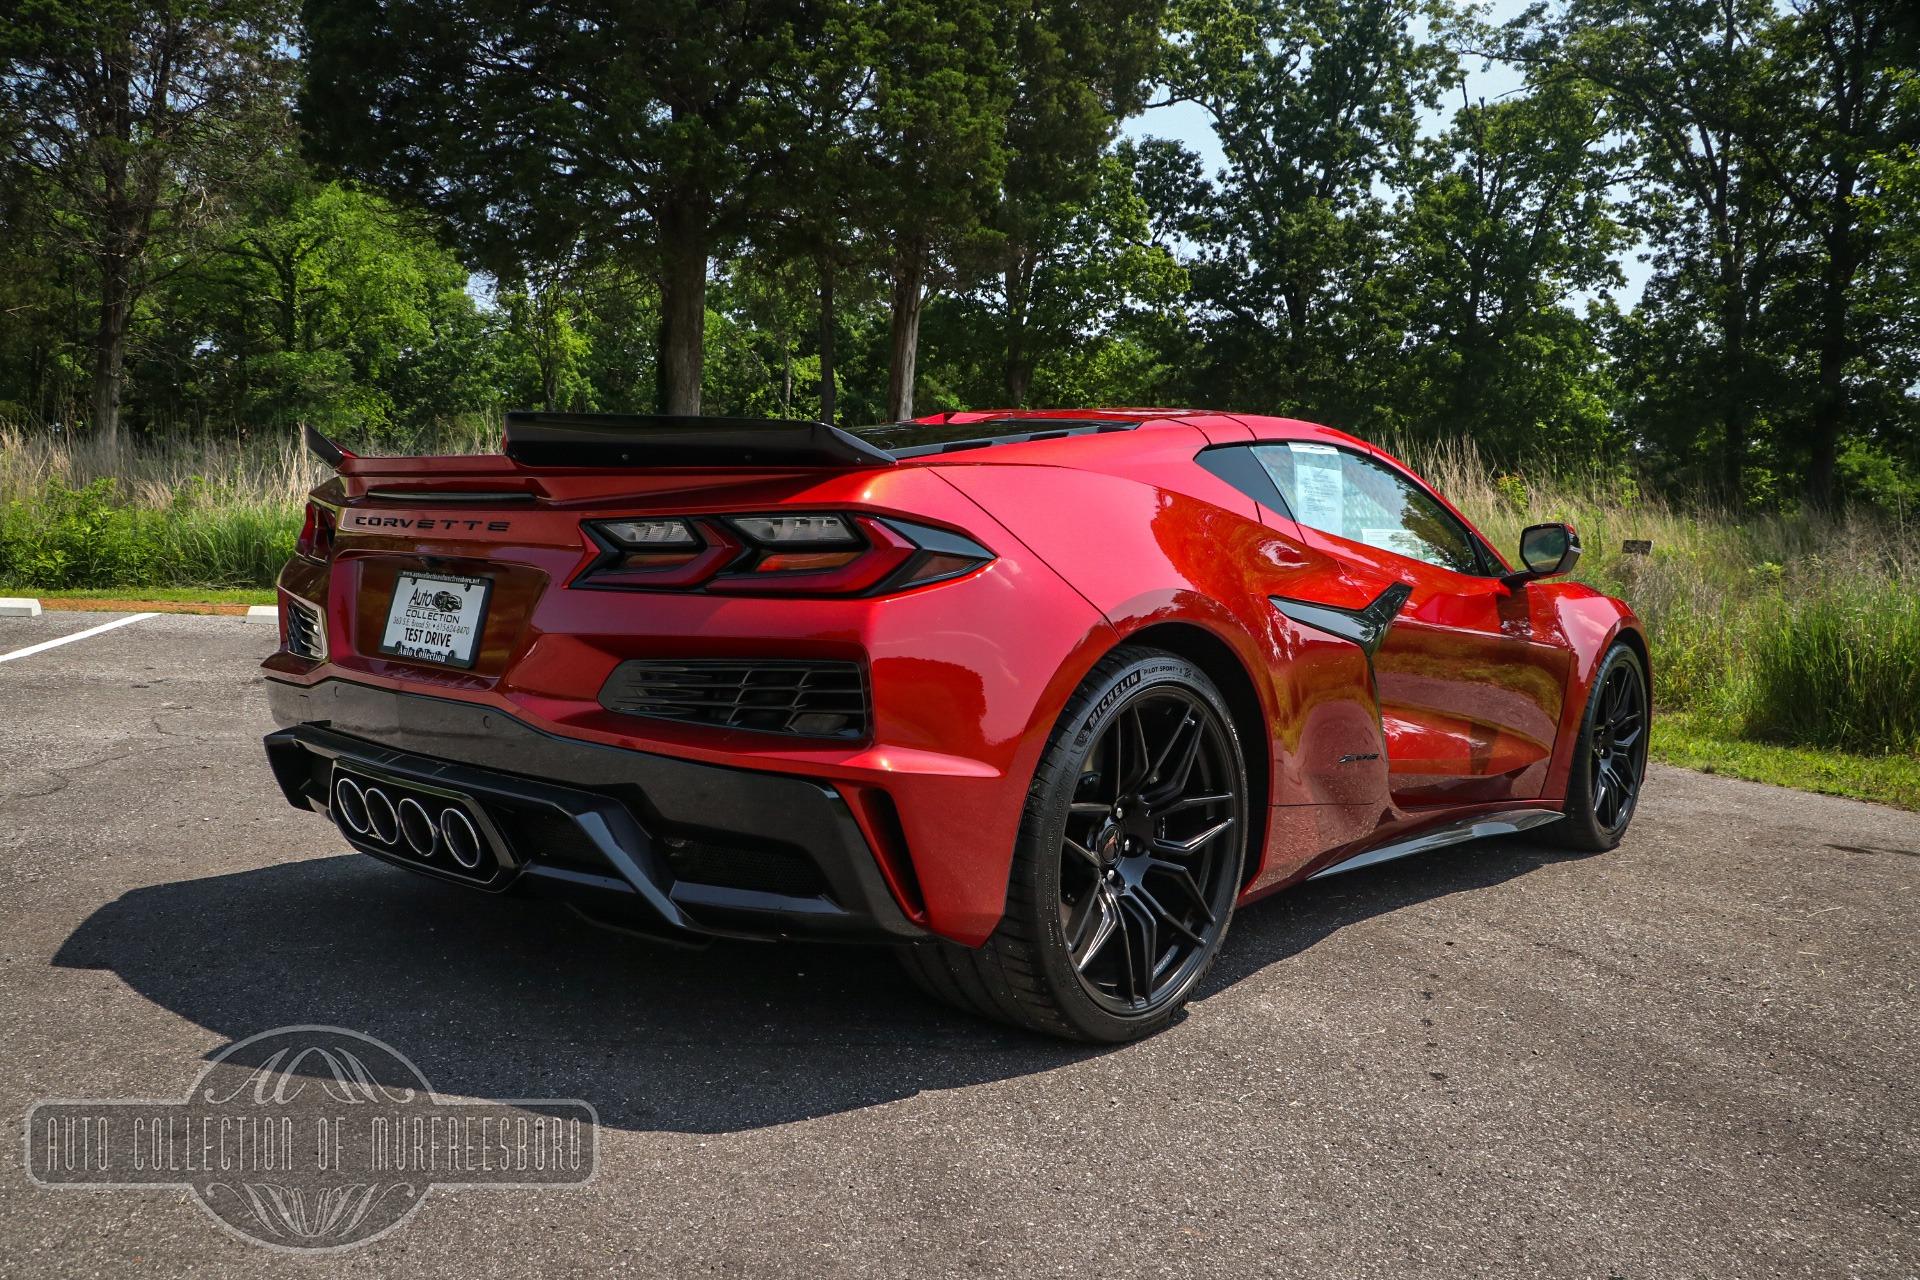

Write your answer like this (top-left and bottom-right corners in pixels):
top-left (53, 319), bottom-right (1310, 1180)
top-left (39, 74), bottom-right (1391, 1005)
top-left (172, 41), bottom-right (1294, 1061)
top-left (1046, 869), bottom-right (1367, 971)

top-left (286, 597), bottom-right (325, 660)
top-left (599, 660), bottom-right (867, 738)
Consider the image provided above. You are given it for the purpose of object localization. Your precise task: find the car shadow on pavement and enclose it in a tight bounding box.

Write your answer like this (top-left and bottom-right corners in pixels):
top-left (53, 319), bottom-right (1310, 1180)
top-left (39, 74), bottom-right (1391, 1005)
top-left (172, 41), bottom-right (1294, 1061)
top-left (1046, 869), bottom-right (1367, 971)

top-left (51, 836), bottom-right (1585, 1133)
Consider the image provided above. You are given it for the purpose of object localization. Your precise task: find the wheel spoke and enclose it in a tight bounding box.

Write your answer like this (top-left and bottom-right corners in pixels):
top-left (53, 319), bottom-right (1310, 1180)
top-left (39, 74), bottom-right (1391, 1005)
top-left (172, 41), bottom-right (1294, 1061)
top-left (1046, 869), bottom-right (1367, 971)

top-left (1063, 836), bottom-right (1102, 870)
top-left (1149, 717), bottom-right (1207, 803)
top-left (1604, 759), bottom-right (1631, 824)
top-left (1114, 893), bottom-right (1158, 1000)
top-left (1162, 792), bottom-right (1233, 814)
top-left (1109, 891), bottom-right (1140, 1000)
top-left (1068, 888), bottom-right (1118, 971)
top-left (1068, 801), bottom-right (1112, 817)
top-left (1147, 858), bottom-right (1218, 924)
top-left (1145, 712), bottom-right (1195, 787)
top-left (1122, 705), bottom-right (1150, 790)
top-left (1132, 882), bottom-right (1208, 946)
top-left (1152, 816), bottom-right (1235, 857)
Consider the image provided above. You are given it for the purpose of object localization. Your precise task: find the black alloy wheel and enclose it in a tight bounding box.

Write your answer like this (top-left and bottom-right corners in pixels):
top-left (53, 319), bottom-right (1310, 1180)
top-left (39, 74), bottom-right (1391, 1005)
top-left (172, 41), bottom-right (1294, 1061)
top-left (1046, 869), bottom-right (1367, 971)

top-left (1553, 643), bottom-right (1650, 851)
top-left (1059, 685), bottom-right (1243, 1014)
top-left (899, 648), bottom-right (1248, 1041)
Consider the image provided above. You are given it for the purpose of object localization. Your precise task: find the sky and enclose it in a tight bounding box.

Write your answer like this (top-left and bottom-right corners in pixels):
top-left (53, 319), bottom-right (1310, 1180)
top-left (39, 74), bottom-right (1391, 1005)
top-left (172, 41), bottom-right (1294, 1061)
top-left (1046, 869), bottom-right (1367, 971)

top-left (1119, 3), bottom-right (1655, 308)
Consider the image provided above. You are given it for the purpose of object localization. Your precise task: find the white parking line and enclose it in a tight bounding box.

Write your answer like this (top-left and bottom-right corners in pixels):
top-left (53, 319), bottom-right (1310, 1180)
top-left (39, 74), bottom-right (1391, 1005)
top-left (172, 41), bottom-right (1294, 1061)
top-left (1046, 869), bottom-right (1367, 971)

top-left (0, 612), bottom-right (158, 664)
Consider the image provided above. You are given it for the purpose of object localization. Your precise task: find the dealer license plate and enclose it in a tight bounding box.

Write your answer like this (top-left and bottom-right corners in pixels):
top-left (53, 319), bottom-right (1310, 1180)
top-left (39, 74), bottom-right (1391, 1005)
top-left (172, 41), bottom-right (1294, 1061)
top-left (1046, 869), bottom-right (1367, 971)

top-left (380, 573), bottom-right (491, 669)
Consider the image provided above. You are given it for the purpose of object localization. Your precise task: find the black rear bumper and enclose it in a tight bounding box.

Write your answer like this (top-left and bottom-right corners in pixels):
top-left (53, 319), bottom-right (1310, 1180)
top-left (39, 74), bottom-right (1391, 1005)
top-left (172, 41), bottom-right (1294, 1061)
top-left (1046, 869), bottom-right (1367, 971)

top-left (263, 678), bottom-right (923, 942)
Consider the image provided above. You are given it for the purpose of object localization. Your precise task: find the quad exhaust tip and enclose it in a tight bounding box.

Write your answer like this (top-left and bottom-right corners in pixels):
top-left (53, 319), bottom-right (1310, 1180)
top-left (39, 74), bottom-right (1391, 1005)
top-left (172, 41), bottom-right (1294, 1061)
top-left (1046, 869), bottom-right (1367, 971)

top-left (440, 807), bottom-right (484, 869)
top-left (333, 776), bottom-right (370, 836)
top-left (396, 796), bottom-right (437, 856)
top-left (331, 772), bottom-right (489, 873)
top-left (362, 785), bottom-right (400, 845)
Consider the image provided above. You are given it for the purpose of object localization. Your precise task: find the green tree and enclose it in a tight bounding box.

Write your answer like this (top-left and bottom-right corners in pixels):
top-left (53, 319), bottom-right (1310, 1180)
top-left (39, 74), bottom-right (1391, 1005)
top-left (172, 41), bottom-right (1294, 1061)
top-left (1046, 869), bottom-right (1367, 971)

top-left (1391, 80), bottom-right (1625, 459)
top-left (993, 0), bottom-right (1163, 404)
top-left (1528, 0), bottom-right (1797, 502)
top-left (499, 272), bottom-right (592, 415)
top-left (1158, 0), bottom-right (1454, 421)
top-left (145, 175), bottom-right (495, 435)
top-left (935, 144), bottom-right (1187, 408)
top-left (857, 0), bottom-right (1014, 420)
top-left (301, 0), bottom-right (810, 416)
top-left (1759, 0), bottom-right (1920, 504)
top-left (0, 0), bottom-right (295, 443)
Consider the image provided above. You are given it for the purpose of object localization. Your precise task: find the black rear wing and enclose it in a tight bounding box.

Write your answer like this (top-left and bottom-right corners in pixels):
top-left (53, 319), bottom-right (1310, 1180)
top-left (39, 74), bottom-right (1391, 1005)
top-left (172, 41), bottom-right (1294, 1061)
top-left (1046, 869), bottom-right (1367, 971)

top-left (301, 414), bottom-right (896, 472)
top-left (501, 412), bottom-right (896, 469)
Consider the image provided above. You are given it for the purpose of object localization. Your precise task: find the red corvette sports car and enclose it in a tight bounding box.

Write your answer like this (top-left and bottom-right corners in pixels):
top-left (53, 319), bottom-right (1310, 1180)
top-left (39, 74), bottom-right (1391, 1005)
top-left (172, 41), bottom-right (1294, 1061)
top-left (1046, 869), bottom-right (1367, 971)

top-left (263, 408), bottom-right (1649, 1041)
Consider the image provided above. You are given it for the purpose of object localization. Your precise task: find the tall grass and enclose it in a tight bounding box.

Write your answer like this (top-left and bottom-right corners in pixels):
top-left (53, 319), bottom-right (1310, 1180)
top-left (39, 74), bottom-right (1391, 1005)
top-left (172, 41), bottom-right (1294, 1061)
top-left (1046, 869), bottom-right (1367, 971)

top-left (1396, 436), bottom-right (1920, 755)
top-left (0, 421), bottom-right (497, 589)
top-left (3, 422), bottom-right (1916, 757)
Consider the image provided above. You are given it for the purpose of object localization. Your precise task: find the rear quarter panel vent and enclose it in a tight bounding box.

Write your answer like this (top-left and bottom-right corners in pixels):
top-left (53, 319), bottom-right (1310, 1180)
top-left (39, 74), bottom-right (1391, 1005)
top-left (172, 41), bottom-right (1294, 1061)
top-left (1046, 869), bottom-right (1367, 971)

top-left (599, 659), bottom-right (868, 739)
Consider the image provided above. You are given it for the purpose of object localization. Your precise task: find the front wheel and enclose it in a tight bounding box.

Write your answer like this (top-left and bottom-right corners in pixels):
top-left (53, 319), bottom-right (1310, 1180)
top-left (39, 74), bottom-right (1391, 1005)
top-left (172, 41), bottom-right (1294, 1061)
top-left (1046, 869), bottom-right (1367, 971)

top-left (900, 647), bottom-right (1249, 1042)
top-left (1552, 642), bottom-right (1650, 851)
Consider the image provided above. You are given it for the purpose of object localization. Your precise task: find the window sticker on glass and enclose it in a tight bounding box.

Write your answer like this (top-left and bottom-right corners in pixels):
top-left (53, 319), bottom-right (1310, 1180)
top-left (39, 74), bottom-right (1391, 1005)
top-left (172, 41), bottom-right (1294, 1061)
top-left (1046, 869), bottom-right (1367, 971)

top-left (1288, 443), bottom-right (1344, 531)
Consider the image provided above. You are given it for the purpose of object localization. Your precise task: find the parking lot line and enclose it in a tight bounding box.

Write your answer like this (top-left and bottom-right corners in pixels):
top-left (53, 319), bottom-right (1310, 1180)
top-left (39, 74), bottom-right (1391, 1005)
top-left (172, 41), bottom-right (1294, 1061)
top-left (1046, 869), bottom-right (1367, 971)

top-left (0, 612), bottom-right (158, 664)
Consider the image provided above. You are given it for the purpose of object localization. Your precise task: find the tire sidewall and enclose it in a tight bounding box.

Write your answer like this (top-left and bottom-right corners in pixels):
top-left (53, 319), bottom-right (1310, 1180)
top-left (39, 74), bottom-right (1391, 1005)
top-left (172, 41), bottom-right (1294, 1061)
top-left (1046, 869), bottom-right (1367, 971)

top-left (1563, 642), bottom-right (1649, 850)
top-left (1016, 649), bottom-right (1249, 1041)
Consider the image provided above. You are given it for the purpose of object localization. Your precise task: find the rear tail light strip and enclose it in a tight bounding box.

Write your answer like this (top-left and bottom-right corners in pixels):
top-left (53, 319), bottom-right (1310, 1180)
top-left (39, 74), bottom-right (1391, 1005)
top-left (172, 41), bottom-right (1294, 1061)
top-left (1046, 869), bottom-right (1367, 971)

top-left (294, 501), bottom-right (337, 561)
top-left (574, 513), bottom-right (991, 596)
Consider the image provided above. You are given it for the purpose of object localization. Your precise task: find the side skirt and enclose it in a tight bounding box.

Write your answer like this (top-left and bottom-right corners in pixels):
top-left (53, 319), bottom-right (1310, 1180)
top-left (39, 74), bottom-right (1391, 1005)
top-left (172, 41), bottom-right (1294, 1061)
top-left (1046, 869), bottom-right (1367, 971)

top-left (1307, 808), bottom-right (1565, 881)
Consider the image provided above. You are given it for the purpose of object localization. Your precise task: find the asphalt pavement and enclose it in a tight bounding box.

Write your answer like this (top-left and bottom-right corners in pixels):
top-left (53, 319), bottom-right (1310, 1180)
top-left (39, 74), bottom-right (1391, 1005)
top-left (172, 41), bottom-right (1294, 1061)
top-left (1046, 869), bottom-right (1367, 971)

top-left (0, 611), bottom-right (1914, 1278)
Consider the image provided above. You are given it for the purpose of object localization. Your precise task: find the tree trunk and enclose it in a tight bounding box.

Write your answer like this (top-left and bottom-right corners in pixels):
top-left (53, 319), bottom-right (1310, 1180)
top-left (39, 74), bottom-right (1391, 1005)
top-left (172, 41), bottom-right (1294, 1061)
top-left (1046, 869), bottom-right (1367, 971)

top-left (87, 34), bottom-right (140, 447)
top-left (1718, 252), bottom-right (1749, 506)
top-left (885, 239), bottom-right (927, 422)
top-left (1807, 177), bottom-right (1858, 509)
top-left (1003, 248), bottom-right (1034, 406)
top-left (654, 200), bottom-right (708, 416)
top-left (89, 257), bottom-right (132, 447)
top-left (1005, 357), bottom-right (1034, 408)
top-left (816, 258), bottom-right (836, 426)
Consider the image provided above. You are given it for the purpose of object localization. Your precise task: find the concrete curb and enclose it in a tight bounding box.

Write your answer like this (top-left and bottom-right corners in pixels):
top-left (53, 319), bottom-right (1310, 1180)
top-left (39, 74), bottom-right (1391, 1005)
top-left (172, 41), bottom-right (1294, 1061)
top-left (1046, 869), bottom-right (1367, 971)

top-left (245, 604), bottom-right (279, 623)
top-left (0, 597), bottom-right (43, 618)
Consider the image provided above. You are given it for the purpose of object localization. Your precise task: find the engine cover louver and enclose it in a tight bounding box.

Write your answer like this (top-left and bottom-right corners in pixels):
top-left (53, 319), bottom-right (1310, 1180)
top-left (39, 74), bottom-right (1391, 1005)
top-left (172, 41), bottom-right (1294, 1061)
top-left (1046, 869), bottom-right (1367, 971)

top-left (599, 660), bottom-right (868, 739)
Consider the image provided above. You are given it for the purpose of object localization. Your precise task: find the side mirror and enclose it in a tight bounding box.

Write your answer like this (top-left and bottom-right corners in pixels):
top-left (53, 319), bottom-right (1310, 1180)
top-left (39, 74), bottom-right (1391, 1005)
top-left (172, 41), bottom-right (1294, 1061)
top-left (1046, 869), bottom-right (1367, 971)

top-left (1504, 522), bottom-right (1581, 587)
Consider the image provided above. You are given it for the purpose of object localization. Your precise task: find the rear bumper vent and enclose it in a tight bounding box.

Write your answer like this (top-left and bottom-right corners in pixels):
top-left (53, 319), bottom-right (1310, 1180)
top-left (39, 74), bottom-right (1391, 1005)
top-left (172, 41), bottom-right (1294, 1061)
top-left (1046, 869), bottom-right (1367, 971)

top-left (599, 659), bottom-right (867, 739)
top-left (285, 596), bottom-right (326, 661)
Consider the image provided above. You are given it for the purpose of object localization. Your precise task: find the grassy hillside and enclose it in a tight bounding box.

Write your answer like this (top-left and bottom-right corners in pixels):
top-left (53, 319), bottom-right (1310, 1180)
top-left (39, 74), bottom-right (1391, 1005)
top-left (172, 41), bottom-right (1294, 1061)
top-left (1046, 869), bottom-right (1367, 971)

top-left (4, 423), bottom-right (1916, 803)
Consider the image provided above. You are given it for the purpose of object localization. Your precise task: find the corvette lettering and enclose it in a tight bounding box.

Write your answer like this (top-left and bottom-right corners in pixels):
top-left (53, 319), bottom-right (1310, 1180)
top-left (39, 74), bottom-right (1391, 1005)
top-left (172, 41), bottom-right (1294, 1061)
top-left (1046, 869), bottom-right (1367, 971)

top-left (344, 515), bottom-right (511, 532)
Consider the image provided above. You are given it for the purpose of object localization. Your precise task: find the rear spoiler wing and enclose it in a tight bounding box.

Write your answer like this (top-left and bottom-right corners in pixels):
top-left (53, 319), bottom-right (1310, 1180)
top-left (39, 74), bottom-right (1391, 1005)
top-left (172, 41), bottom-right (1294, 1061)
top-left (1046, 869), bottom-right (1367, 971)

top-left (304, 422), bottom-right (354, 468)
top-left (302, 413), bottom-right (897, 472)
top-left (502, 412), bottom-right (896, 469)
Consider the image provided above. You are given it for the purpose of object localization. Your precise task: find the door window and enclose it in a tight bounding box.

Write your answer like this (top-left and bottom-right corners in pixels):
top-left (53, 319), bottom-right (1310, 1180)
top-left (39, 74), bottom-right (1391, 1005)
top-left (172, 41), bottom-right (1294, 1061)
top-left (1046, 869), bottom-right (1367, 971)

top-left (1253, 443), bottom-right (1485, 574)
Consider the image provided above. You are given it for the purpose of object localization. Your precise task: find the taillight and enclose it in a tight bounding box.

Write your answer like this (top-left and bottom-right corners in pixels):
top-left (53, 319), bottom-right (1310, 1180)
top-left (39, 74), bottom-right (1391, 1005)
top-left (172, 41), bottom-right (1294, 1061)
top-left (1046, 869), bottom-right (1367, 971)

top-left (575, 513), bottom-right (992, 595)
top-left (294, 501), bottom-right (336, 561)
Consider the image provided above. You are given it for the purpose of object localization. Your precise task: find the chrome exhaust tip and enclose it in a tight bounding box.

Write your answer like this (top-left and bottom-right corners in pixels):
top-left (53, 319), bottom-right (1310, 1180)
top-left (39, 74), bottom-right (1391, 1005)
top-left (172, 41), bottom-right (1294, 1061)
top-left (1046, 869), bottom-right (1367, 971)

top-left (332, 776), bottom-right (370, 836)
top-left (396, 797), bottom-right (437, 856)
top-left (440, 807), bottom-right (484, 870)
top-left (362, 785), bottom-right (400, 845)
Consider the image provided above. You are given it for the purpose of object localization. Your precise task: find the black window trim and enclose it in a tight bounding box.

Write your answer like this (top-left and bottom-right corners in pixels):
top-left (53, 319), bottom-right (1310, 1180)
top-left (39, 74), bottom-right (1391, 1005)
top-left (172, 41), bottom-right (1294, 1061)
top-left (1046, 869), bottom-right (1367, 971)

top-left (1194, 444), bottom-right (1295, 520)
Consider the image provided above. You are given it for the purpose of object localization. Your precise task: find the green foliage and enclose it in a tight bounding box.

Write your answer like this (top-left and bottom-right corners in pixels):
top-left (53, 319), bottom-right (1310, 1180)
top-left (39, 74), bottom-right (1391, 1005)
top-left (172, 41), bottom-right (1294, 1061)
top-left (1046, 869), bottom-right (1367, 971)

top-left (1154, 0), bottom-right (1454, 424)
top-left (0, 477), bottom-right (297, 588)
top-left (1654, 712), bottom-right (1920, 811)
top-left (1728, 584), bottom-right (1920, 754)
